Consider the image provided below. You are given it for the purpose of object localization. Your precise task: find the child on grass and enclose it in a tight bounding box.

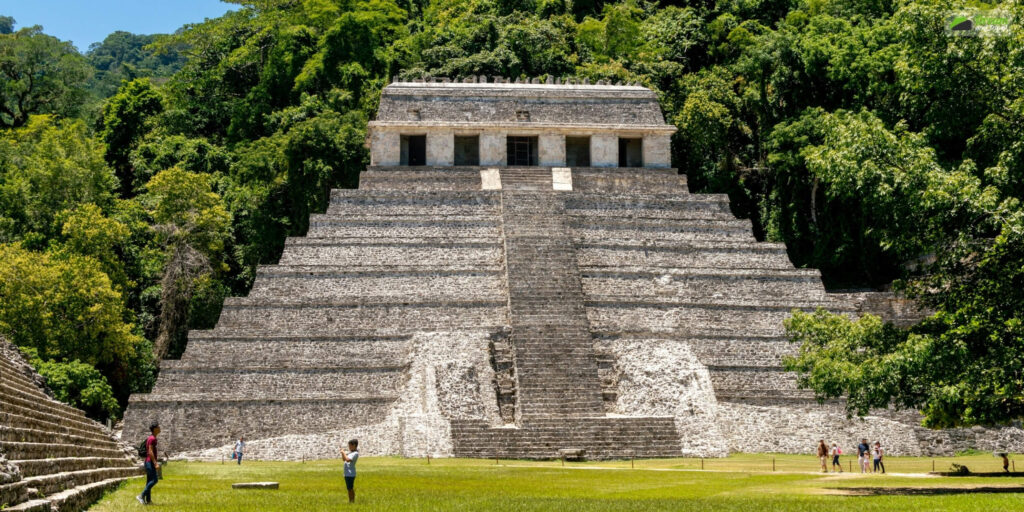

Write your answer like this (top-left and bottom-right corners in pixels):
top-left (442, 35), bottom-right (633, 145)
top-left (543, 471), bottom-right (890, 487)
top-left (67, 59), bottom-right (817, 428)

top-left (340, 439), bottom-right (360, 503)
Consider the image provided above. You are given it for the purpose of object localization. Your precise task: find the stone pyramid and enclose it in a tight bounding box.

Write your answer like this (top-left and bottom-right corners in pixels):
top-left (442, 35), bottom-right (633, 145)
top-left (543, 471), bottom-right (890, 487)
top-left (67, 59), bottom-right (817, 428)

top-left (124, 80), bottom-right (1022, 459)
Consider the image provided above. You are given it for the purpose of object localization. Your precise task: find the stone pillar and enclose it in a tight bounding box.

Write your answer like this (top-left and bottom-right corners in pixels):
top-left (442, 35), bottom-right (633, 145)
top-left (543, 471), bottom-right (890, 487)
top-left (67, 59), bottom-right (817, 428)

top-left (426, 130), bottom-right (454, 166)
top-left (480, 131), bottom-right (506, 166)
top-left (370, 130), bottom-right (400, 166)
top-left (591, 133), bottom-right (618, 167)
top-left (643, 134), bottom-right (672, 168)
top-left (538, 133), bottom-right (565, 167)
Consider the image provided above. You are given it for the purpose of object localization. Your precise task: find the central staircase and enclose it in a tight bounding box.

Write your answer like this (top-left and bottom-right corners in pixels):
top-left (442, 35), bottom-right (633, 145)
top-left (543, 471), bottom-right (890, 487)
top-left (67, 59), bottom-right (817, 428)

top-left (450, 182), bottom-right (681, 459)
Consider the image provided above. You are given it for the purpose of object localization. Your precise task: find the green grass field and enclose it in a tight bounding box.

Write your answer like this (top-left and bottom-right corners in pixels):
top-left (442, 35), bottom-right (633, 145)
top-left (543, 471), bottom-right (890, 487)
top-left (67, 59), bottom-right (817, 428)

top-left (90, 454), bottom-right (1024, 511)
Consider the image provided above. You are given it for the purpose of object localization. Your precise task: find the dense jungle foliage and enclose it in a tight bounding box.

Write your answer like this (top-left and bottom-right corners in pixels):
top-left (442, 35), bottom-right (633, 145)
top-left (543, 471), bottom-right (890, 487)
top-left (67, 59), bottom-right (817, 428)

top-left (0, 0), bottom-right (1021, 427)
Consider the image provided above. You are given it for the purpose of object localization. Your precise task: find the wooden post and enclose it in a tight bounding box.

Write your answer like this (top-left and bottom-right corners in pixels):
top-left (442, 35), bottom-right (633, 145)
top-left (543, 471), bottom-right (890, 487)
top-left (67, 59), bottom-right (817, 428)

top-left (1013, 460), bottom-right (1016, 472)
top-left (932, 459), bottom-right (935, 472)
top-left (701, 458), bottom-right (704, 470)
top-left (848, 460), bottom-right (852, 472)
top-left (772, 457), bottom-right (775, 472)
top-left (561, 455), bottom-right (565, 467)
top-left (631, 455), bottom-right (634, 469)
top-left (427, 454), bottom-right (430, 465)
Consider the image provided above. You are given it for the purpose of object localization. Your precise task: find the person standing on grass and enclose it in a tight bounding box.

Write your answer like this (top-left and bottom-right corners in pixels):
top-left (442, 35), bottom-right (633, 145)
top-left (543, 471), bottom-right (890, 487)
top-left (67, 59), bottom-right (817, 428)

top-left (831, 443), bottom-right (842, 472)
top-left (234, 436), bottom-right (246, 465)
top-left (873, 442), bottom-right (885, 474)
top-left (817, 440), bottom-right (829, 472)
top-left (857, 438), bottom-right (870, 473)
top-left (137, 422), bottom-right (160, 505)
top-left (999, 453), bottom-right (1010, 472)
top-left (340, 439), bottom-right (360, 503)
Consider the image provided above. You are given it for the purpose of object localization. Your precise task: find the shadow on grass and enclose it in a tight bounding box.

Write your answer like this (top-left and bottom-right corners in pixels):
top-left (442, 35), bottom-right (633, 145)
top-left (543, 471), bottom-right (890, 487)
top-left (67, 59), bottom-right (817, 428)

top-left (834, 486), bottom-right (1024, 496)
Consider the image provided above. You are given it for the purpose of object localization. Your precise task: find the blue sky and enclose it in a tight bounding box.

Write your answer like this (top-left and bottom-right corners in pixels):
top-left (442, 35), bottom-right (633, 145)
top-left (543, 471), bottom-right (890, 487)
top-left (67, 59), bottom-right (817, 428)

top-left (0, 0), bottom-right (236, 52)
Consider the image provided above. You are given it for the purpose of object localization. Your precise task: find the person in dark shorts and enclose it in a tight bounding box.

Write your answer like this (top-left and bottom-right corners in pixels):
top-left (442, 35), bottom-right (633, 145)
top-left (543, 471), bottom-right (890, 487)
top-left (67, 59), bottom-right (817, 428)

top-left (340, 439), bottom-right (359, 503)
top-left (831, 443), bottom-right (842, 472)
top-left (138, 422), bottom-right (160, 505)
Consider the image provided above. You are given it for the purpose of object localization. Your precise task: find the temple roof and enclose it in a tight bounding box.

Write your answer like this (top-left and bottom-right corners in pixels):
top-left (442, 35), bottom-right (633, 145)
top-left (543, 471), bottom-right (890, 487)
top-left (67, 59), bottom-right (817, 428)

top-left (372, 79), bottom-right (672, 131)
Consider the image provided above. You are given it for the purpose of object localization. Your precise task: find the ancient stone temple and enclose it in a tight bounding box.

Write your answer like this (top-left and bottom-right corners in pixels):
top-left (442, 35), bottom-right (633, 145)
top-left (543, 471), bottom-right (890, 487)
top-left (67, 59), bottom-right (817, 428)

top-left (1, 339), bottom-right (140, 511)
top-left (123, 78), bottom-right (1023, 460)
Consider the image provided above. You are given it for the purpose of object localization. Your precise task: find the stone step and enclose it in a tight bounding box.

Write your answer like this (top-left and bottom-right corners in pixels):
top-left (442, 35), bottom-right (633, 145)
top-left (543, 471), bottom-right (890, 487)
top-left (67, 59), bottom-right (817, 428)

top-left (359, 170), bottom-right (484, 192)
top-left (21, 467), bottom-right (141, 499)
top-left (177, 339), bottom-right (410, 368)
top-left (449, 417), bottom-right (681, 459)
top-left (0, 441), bottom-right (126, 461)
top-left (581, 270), bottom-right (830, 303)
top-left (307, 220), bottom-right (501, 239)
top-left (278, 238), bottom-right (503, 266)
top-left (247, 266), bottom-right (505, 301)
top-left (128, 393), bottom-right (398, 404)
top-left (0, 427), bottom-right (120, 451)
top-left (216, 300), bottom-right (508, 333)
top-left (152, 367), bottom-right (407, 394)
top-left (586, 301), bottom-right (856, 337)
top-left (329, 187), bottom-right (499, 203)
top-left (0, 385), bottom-right (95, 428)
top-left (6, 476), bottom-right (142, 512)
top-left (0, 412), bottom-right (113, 445)
top-left (11, 457), bottom-right (135, 478)
top-left (573, 223), bottom-right (755, 243)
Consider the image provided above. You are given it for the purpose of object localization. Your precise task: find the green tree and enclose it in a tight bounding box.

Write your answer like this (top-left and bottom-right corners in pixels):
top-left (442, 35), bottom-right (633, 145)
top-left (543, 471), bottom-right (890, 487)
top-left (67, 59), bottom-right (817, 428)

top-left (99, 78), bottom-right (165, 195)
top-left (0, 116), bottom-right (117, 242)
top-left (0, 16), bottom-right (14, 34)
top-left (0, 26), bottom-right (91, 127)
top-left (143, 168), bottom-right (231, 359)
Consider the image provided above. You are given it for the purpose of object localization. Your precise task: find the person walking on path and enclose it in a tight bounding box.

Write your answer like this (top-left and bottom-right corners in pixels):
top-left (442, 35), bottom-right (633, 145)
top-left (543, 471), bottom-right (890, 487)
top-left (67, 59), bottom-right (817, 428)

top-left (341, 439), bottom-right (360, 503)
top-left (831, 443), bottom-right (842, 472)
top-left (816, 440), bottom-right (829, 472)
top-left (873, 442), bottom-right (885, 474)
top-left (137, 422), bottom-right (160, 505)
top-left (234, 437), bottom-right (246, 465)
top-left (857, 438), bottom-right (871, 473)
top-left (999, 453), bottom-right (1010, 472)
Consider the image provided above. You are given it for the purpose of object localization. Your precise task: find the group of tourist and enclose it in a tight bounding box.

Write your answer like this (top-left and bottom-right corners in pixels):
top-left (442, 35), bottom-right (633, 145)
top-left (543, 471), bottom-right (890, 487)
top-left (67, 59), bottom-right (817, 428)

top-left (135, 423), bottom-right (361, 505)
top-left (816, 438), bottom-right (885, 474)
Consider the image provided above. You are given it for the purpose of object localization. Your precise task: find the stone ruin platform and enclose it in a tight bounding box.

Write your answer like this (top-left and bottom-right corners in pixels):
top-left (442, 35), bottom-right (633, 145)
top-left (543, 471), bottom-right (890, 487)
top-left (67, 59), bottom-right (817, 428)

top-left (1, 339), bottom-right (141, 511)
top-left (123, 80), bottom-right (1024, 460)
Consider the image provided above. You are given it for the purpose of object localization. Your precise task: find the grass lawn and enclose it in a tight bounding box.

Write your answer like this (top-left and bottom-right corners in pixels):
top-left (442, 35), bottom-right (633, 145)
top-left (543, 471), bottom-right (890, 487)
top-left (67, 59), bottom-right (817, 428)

top-left (90, 455), bottom-right (1024, 511)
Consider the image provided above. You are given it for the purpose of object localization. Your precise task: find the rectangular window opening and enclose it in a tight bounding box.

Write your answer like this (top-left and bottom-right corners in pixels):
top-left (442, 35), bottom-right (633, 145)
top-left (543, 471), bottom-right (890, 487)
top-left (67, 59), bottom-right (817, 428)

top-left (454, 135), bottom-right (480, 166)
top-left (618, 137), bottom-right (643, 167)
top-left (400, 135), bottom-right (426, 166)
top-left (506, 136), bottom-right (539, 166)
top-left (565, 136), bottom-right (591, 167)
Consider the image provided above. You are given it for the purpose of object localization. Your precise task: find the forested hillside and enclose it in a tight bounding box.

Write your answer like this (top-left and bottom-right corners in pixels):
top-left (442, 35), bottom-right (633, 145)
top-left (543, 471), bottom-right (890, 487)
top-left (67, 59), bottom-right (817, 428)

top-left (0, 1), bottom-right (1021, 428)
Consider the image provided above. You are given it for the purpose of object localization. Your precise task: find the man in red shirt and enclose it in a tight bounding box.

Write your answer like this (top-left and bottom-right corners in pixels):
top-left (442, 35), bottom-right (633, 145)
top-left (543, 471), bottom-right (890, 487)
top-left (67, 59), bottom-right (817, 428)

top-left (138, 422), bottom-right (160, 505)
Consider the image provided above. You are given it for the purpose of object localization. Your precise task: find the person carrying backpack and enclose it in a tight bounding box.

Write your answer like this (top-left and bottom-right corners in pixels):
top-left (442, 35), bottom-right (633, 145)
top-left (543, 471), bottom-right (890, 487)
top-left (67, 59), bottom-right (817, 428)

top-left (137, 422), bottom-right (160, 505)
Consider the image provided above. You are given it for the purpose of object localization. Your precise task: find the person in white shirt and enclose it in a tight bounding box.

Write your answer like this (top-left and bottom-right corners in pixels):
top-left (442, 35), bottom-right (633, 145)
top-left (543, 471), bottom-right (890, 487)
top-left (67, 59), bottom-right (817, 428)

top-left (234, 437), bottom-right (246, 465)
top-left (831, 443), bottom-right (842, 472)
top-left (341, 439), bottom-right (360, 503)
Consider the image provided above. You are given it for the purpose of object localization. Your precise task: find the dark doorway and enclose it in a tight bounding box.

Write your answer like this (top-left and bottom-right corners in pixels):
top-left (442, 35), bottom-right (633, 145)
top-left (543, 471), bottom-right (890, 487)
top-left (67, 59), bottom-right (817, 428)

top-left (565, 136), bottom-right (591, 167)
top-left (507, 136), bottom-right (538, 166)
top-left (454, 135), bottom-right (480, 166)
top-left (401, 135), bottom-right (426, 166)
top-left (618, 137), bottom-right (643, 167)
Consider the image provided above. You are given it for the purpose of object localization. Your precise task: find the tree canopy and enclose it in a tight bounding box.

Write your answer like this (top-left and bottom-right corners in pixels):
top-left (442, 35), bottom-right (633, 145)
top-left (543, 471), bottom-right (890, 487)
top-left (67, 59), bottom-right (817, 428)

top-left (0, 0), bottom-right (1022, 427)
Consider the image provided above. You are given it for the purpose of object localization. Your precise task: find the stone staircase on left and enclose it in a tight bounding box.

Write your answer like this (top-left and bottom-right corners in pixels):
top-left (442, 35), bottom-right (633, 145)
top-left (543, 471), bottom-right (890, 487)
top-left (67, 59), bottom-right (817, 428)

top-left (0, 339), bottom-right (141, 512)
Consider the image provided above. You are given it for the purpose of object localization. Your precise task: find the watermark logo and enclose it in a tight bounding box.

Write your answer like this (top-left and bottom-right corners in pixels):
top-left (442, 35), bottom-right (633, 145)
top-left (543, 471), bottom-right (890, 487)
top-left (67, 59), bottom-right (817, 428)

top-left (946, 10), bottom-right (1012, 37)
